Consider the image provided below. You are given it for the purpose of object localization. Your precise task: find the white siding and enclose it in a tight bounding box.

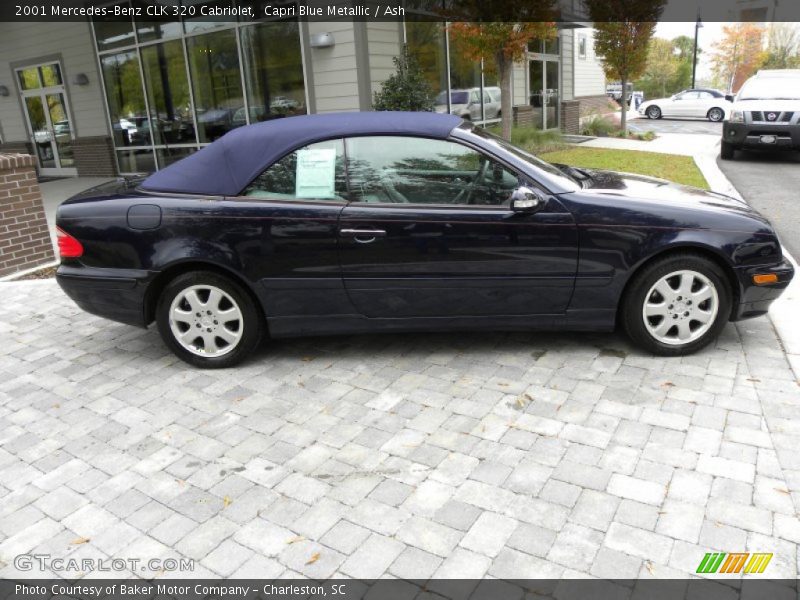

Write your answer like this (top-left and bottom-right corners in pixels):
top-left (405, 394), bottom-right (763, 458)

top-left (573, 27), bottom-right (606, 97)
top-left (560, 29), bottom-right (574, 101)
top-left (0, 21), bottom-right (106, 143)
top-left (366, 21), bottom-right (402, 97)
top-left (307, 20), bottom-right (360, 113)
top-left (512, 62), bottom-right (527, 106)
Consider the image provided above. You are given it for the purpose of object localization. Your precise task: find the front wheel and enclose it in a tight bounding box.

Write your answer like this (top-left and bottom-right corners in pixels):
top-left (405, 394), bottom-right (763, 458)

top-left (156, 271), bottom-right (264, 368)
top-left (621, 254), bottom-right (731, 356)
top-left (707, 107), bottom-right (725, 122)
top-left (646, 105), bottom-right (661, 119)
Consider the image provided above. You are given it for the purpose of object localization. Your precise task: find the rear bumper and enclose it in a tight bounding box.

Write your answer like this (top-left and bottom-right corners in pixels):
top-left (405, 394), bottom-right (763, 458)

top-left (731, 258), bottom-right (795, 321)
top-left (56, 264), bottom-right (150, 327)
top-left (723, 121), bottom-right (800, 150)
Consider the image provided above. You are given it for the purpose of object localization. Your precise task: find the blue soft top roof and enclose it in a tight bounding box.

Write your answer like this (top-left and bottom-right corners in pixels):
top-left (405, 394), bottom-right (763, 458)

top-left (141, 111), bottom-right (463, 197)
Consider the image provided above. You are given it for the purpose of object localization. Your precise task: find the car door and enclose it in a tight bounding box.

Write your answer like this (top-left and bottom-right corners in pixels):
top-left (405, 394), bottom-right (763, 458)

top-left (694, 91), bottom-right (715, 117)
top-left (337, 135), bottom-right (579, 318)
top-left (675, 91), bottom-right (702, 117)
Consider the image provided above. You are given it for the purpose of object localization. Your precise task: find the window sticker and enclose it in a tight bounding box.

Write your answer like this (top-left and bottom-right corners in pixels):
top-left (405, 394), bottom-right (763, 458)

top-left (295, 147), bottom-right (336, 198)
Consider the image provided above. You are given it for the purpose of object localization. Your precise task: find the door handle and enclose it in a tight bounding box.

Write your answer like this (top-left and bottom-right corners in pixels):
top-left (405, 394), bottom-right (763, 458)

top-left (339, 228), bottom-right (387, 243)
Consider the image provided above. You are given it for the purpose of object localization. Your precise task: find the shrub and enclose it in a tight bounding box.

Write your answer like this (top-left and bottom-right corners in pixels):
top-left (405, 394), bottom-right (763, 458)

top-left (373, 47), bottom-right (435, 112)
top-left (487, 125), bottom-right (567, 153)
top-left (581, 114), bottom-right (617, 137)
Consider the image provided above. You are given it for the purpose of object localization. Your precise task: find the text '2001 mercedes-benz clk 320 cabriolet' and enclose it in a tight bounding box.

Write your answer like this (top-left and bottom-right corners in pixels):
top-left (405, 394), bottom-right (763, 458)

top-left (55, 112), bottom-right (793, 368)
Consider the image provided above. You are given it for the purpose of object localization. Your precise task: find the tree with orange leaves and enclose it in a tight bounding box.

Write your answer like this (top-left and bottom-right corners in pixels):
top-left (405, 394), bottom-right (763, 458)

top-left (447, 2), bottom-right (557, 140)
top-left (710, 24), bottom-right (767, 92)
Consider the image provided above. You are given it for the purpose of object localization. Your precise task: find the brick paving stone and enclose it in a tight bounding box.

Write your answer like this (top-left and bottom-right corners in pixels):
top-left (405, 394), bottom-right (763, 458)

top-left (2, 280), bottom-right (800, 578)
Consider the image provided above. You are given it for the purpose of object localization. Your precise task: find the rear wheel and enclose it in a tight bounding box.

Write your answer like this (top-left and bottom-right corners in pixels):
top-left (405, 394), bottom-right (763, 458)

top-left (707, 107), bottom-right (725, 122)
top-left (720, 140), bottom-right (735, 160)
top-left (646, 105), bottom-right (661, 119)
top-left (156, 271), bottom-right (264, 368)
top-left (621, 254), bottom-right (731, 356)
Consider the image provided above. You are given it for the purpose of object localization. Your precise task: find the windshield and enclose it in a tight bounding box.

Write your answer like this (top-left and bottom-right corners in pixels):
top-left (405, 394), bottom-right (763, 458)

top-left (436, 91), bottom-right (469, 105)
top-left (738, 77), bottom-right (800, 100)
top-left (466, 126), bottom-right (581, 190)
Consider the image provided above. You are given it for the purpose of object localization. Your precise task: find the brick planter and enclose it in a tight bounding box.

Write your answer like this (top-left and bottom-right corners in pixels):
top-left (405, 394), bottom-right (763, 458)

top-left (0, 153), bottom-right (55, 277)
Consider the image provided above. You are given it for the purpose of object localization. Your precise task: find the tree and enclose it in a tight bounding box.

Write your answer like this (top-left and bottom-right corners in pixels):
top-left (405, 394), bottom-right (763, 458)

top-left (373, 46), bottom-right (435, 112)
top-left (762, 23), bottom-right (800, 69)
top-left (710, 24), bottom-right (766, 92)
top-left (636, 37), bottom-right (678, 99)
top-left (446, 0), bottom-right (557, 140)
top-left (584, 0), bottom-right (666, 133)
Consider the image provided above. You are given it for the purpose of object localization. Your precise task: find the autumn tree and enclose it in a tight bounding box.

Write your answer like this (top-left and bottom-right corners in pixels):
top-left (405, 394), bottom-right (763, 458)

top-left (584, 0), bottom-right (666, 133)
top-left (637, 37), bottom-right (678, 99)
top-left (446, 0), bottom-right (557, 140)
top-left (710, 24), bottom-right (766, 92)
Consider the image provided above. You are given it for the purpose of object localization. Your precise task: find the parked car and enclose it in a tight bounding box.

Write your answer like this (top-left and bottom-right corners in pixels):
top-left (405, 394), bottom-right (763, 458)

top-left (55, 112), bottom-right (793, 368)
top-left (435, 88), bottom-right (501, 121)
top-left (721, 69), bottom-right (800, 160)
top-left (639, 88), bottom-right (732, 122)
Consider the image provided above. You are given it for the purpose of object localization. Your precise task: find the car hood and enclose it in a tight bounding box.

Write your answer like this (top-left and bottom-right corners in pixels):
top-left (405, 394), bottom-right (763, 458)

top-left (732, 99), bottom-right (800, 111)
top-left (575, 168), bottom-right (766, 219)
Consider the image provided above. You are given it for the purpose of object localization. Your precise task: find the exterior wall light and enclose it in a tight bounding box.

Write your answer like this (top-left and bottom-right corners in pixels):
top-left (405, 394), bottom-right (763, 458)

top-left (72, 73), bottom-right (89, 86)
top-left (0, 85), bottom-right (9, 97)
top-left (310, 33), bottom-right (335, 48)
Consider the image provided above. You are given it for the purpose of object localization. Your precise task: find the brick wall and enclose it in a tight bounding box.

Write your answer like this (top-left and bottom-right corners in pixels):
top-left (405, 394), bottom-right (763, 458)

top-left (577, 95), bottom-right (618, 117)
top-left (560, 100), bottom-right (580, 134)
top-left (0, 141), bottom-right (34, 156)
top-left (0, 154), bottom-right (55, 277)
top-left (73, 136), bottom-right (118, 177)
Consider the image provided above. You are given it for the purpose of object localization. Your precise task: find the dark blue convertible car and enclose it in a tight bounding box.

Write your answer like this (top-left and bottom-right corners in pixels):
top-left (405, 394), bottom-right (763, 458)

top-left (55, 112), bottom-right (794, 368)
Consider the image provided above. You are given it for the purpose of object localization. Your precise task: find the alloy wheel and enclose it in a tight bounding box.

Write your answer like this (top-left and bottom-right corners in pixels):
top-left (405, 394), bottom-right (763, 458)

top-left (168, 284), bottom-right (244, 357)
top-left (708, 108), bottom-right (724, 122)
top-left (642, 270), bottom-right (719, 346)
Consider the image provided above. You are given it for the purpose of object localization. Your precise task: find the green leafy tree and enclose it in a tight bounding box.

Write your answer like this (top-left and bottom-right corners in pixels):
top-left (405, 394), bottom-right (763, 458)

top-left (636, 37), bottom-right (678, 99)
top-left (584, 0), bottom-right (667, 132)
top-left (373, 47), bottom-right (435, 112)
top-left (762, 23), bottom-right (800, 69)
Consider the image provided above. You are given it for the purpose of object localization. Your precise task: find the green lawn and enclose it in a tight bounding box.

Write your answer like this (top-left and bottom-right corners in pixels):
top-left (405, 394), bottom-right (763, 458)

top-left (538, 146), bottom-right (709, 189)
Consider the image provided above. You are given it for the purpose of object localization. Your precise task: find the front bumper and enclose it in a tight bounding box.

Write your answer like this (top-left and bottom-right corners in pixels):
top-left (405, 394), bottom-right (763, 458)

top-left (731, 258), bottom-right (795, 321)
top-left (56, 264), bottom-right (150, 327)
top-left (723, 121), bottom-right (800, 150)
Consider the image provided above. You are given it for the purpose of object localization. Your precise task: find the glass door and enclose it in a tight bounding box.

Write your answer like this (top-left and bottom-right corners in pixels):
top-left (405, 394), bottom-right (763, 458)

top-left (529, 58), bottom-right (560, 130)
top-left (544, 60), bottom-right (559, 130)
top-left (16, 62), bottom-right (77, 176)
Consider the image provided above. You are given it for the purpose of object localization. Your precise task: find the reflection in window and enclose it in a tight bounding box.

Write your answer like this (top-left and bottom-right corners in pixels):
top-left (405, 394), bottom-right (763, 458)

top-left (134, 0), bottom-right (182, 42)
top-left (157, 147), bottom-right (196, 168)
top-left (346, 136), bottom-right (517, 206)
top-left (243, 139), bottom-right (346, 200)
top-left (183, 0), bottom-right (232, 33)
top-left (17, 64), bottom-right (63, 90)
top-left (101, 51), bottom-right (147, 147)
top-left (406, 20), bottom-right (447, 110)
top-left (17, 67), bottom-right (41, 90)
top-left (240, 20), bottom-right (307, 123)
top-left (141, 40), bottom-right (196, 144)
top-left (94, 4), bottom-right (136, 51)
top-left (187, 30), bottom-right (244, 142)
top-left (117, 148), bottom-right (156, 173)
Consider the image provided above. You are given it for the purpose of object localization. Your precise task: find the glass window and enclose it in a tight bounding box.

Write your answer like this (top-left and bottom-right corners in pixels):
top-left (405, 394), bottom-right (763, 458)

top-left (240, 20), bottom-right (306, 123)
top-left (93, 3), bottom-right (136, 51)
top-left (697, 91), bottom-right (713, 99)
top-left (101, 51), bottom-right (147, 147)
top-left (17, 67), bottom-right (41, 90)
top-left (183, 0), bottom-right (233, 33)
top-left (242, 139), bottom-right (346, 200)
top-left (578, 34), bottom-right (587, 59)
top-left (346, 136), bottom-right (519, 206)
top-left (544, 36), bottom-right (559, 56)
top-left (117, 148), bottom-right (156, 173)
top-left (134, 0), bottom-right (182, 42)
top-left (157, 146), bottom-right (196, 168)
top-left (187, 30), bottom-right (244, 142)
top-left (40, 64), bottom-right (62, 87)
top-left (406, 20), bottom-right (447, 109)
top-left (141, 40), bottom-right (196, 144)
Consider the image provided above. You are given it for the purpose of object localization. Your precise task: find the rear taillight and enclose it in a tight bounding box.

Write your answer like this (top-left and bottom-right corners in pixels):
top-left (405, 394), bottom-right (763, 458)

top-left (56, 226), bottom-right (84, 258)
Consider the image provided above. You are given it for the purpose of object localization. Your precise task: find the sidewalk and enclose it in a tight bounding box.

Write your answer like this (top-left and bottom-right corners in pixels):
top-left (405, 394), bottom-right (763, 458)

top-left (580, 130), bottom-right (800, 380)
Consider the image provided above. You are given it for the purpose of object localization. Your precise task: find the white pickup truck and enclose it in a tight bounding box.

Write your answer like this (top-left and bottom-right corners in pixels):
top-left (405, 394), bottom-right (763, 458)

top-left (721, 69), bottom-right (800, 160)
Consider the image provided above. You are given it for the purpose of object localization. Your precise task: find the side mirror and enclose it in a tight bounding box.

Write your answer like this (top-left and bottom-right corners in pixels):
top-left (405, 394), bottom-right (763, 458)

top-left (510, 186), bottom-right (544, 212)
top-left (725, 94), bottom-right (734, 102)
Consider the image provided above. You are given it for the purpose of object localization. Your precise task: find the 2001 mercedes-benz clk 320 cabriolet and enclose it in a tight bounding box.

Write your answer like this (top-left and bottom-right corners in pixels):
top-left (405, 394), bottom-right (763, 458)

top-left (56, 112), bottom-right (794, 368)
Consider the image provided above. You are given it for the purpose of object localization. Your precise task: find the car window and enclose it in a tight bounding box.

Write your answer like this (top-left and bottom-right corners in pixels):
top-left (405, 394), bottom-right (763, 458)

top-left (345, 136), bottom-right (520, 206)
top-left (470, 91), bottom-right (480, 103)
top-left (483, 91), bottom-right (492, 103)
top-left (242, 139), bottom-right (347, 200)
top-left (696, 91), bottom-right (713, 99)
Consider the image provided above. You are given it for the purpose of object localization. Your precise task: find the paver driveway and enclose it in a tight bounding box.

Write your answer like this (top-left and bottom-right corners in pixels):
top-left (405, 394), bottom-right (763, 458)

top-left (1, 279), bottom-right (800, 585)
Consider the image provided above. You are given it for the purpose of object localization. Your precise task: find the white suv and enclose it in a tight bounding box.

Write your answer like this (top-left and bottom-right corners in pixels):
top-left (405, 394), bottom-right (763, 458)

top-left (721, 69), bottom-right (800, 160)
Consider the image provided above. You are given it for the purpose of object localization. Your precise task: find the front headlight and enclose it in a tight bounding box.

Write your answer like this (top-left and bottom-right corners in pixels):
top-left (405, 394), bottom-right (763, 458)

top-left (730, 110), bottom-right (744, 123)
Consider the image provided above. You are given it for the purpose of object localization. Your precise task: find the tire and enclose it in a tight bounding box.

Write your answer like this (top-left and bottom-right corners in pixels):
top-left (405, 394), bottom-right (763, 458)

top-left (720, 140), bottom-right (735, 160)
top-left (621, 253), bottom-right (731, 356)
top-left (156, 270), bottom-right (264, 368)
top-left (646, 105), bottom-right (661, 119)
top-left (707, 107), bottom-right (725, 122)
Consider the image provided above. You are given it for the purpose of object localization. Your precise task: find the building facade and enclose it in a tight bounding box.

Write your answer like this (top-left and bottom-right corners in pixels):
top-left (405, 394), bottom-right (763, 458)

top-left (0, 17), bottom-right (607, 178)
